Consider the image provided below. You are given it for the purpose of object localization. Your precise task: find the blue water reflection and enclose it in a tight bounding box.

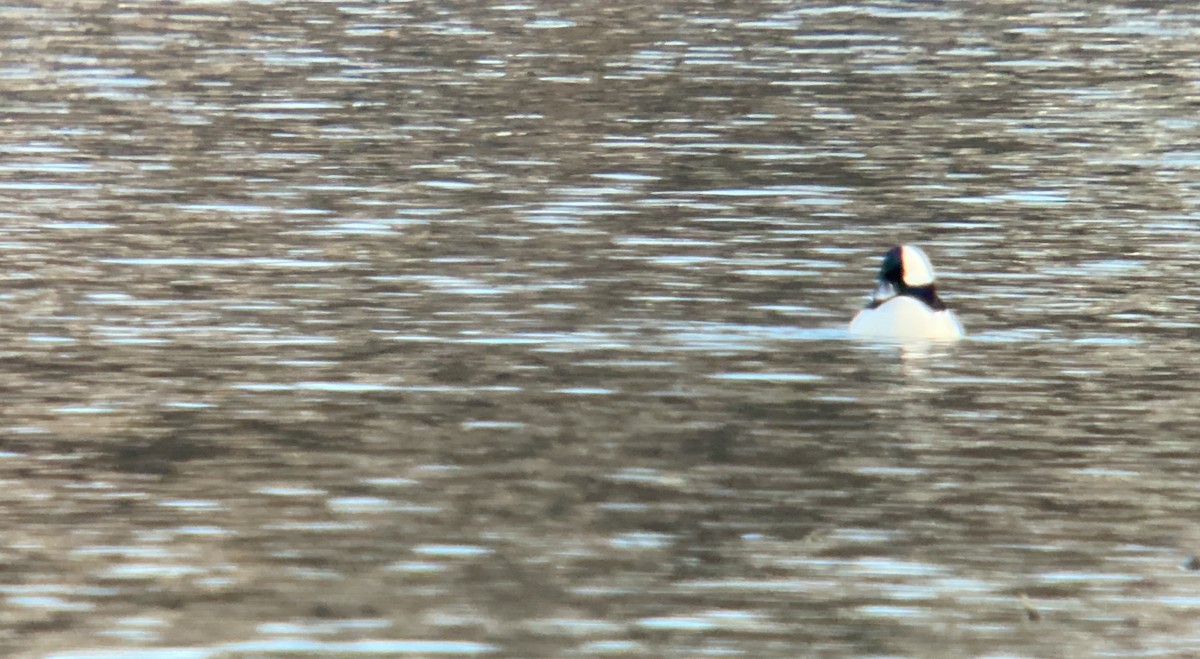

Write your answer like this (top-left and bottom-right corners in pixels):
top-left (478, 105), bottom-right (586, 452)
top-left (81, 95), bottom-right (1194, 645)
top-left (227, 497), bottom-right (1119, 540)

top-left (5, 0), bottom-right (1200, 657)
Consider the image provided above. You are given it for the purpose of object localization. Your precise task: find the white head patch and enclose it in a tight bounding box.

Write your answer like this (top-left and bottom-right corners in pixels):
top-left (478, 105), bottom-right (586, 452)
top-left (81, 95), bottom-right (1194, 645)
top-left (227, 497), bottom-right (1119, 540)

top-left (901, 245), bottom-right (936, 286)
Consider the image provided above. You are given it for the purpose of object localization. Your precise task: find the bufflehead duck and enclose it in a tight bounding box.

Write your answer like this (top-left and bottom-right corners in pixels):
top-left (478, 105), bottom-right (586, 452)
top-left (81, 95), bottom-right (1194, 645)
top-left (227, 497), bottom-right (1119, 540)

top-left (848, 244), bottom-right (964, 340)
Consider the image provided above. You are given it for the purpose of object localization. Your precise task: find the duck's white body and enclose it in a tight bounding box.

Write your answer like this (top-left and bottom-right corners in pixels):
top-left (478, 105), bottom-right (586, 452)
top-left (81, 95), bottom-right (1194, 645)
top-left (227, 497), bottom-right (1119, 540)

top-left (848, 244), bottom-right (965, 341)
top-left (848, 296), bottom-right (964, 340)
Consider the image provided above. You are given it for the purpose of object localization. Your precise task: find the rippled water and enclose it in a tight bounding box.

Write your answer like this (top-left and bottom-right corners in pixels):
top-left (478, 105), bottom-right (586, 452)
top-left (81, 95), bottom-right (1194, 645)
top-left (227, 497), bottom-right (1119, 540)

top-left (3, 1), bottom-right (1200, 656)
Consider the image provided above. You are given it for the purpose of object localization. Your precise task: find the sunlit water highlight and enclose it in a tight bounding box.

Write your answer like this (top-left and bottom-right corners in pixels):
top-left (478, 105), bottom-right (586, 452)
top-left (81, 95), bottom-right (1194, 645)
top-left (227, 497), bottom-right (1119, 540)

top-left (0, 1), bottom-right (1198, 657)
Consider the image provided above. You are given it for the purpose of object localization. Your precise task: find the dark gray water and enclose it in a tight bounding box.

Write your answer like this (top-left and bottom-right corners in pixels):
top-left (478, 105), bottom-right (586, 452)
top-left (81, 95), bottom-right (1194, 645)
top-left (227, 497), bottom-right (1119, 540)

top-left (2, 1), bottom-right (1200, 656)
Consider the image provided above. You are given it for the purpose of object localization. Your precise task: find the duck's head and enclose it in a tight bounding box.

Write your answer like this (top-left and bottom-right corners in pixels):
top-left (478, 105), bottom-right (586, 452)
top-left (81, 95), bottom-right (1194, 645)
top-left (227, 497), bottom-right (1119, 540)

top-left (873, 244), bottom-right (937, 302)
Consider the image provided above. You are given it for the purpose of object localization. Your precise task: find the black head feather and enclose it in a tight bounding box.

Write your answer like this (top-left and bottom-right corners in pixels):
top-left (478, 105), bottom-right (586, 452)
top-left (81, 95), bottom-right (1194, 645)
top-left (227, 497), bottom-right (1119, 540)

top-left (867, 245), bottom-right (948, 311)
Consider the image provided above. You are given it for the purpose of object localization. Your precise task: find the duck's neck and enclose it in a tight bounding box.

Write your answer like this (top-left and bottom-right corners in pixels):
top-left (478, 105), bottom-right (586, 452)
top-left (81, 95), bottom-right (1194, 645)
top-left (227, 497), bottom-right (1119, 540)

top-left (868, 283), bottom-right (947, 310)
top-left (904, 284), bottom-right (947, 310)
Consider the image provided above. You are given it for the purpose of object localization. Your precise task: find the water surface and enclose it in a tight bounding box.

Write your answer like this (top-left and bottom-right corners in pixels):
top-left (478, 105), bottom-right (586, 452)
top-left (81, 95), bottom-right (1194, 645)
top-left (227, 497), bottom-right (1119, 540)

top-left (0, 1), bottom-right (1198, 657)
